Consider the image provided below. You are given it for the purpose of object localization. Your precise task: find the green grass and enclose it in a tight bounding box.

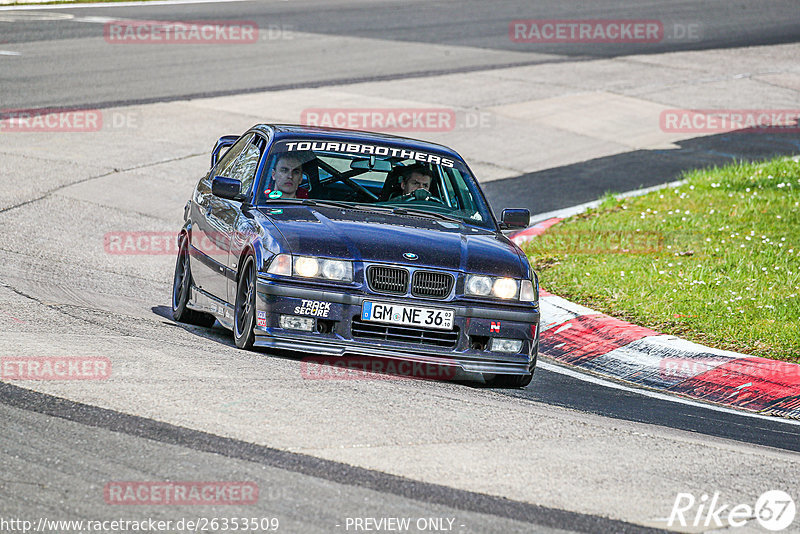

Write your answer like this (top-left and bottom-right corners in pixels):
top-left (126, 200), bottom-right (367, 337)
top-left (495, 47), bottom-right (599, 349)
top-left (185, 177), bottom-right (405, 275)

top-left (524, 156), bottom-right (800, 362)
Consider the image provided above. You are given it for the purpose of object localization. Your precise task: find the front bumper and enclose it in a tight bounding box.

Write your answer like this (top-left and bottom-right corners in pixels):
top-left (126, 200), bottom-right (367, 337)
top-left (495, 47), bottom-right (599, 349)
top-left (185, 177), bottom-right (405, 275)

top-left (255, 277), bottom-right (539, 376)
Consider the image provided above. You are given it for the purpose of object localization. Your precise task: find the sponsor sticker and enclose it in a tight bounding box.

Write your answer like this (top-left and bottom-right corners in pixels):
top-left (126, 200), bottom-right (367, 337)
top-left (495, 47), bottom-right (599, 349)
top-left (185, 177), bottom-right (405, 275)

top-left (283, 141), bottom-right (455, 168)
top-left (256, 311), bottom-right (267, 328)
top-left (294, 300), bottom-right (331, 318)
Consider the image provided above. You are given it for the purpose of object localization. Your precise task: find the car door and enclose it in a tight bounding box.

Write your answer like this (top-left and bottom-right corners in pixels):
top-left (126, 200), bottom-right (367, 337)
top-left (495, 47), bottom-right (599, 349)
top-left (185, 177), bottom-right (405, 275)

top-left (191, 133), bottom-right (254, 300)
top-left (220, 134), bottom-right (268, 303)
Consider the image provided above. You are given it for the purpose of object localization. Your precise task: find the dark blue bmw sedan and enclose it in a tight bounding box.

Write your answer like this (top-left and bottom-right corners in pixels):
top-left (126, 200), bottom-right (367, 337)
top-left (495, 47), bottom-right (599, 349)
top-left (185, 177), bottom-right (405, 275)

top-left (172, 125), bottom-right (539, 387)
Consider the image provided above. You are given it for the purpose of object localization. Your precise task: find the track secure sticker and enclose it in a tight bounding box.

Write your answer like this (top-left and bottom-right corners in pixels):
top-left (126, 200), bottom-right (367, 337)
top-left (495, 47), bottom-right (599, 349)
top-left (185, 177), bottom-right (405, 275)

top-left (256, 311), bottom-right (267, 327)
top-left (294, 300), bottom-right (331, 318)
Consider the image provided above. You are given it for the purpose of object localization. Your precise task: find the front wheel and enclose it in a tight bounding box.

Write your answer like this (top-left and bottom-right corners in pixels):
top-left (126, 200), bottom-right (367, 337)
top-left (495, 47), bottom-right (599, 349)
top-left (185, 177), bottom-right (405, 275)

top-left (234, 254), bottom-right (257, 349)
top-left (483, 373), bottom-right (533, 388)
top-left (172, 234), bottom-right (216, 327)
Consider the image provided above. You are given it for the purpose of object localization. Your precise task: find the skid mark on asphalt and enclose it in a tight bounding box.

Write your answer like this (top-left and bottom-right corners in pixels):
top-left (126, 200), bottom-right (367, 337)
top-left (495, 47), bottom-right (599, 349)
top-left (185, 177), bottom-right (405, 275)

top-left (0, 380), bottom-right (666, 534)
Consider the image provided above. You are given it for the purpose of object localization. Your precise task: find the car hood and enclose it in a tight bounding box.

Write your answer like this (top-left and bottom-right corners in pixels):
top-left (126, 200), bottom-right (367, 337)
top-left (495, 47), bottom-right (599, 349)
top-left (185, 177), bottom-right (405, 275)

top-left (257, 205), bottom-right (525, 277)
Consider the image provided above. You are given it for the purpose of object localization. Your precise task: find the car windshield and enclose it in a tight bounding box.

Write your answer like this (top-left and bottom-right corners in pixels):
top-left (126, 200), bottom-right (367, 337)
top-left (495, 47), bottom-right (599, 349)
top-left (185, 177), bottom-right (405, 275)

top-left (255, 139), bottom-right (496, 230)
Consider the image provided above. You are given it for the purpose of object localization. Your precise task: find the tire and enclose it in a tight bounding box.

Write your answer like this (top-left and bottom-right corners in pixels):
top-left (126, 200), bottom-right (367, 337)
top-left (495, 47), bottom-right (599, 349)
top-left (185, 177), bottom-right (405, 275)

top-left (233, 254), bottom-right (257, 350)
top-left (485, 342), bottom-right (538, 388)
top-left (172, 234), bottom-right (216, 328)
top-left (484, 373), bottom-right (533, 388)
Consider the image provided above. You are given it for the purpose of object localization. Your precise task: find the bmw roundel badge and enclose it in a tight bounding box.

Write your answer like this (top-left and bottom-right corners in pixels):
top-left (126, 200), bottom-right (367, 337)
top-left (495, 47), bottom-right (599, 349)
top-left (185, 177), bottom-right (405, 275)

top-left (403, 252), bottom-right (418, 260)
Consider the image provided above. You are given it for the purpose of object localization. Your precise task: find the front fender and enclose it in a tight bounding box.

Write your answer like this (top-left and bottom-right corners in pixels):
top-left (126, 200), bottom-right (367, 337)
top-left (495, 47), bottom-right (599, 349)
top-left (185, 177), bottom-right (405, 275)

top-left (233, 227), bottom-right (282, 280)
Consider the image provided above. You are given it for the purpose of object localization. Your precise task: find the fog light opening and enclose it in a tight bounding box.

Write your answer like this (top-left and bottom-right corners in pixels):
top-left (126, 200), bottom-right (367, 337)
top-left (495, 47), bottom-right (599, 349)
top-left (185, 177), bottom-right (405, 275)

top-left (279, 315), bottom-right (315, 332)
top-left (490, 338), bottom-right (523, 353)
top-left (469, 335), bottom-right (489, 351)
top-left (316, 319), bottom-right (335, 334)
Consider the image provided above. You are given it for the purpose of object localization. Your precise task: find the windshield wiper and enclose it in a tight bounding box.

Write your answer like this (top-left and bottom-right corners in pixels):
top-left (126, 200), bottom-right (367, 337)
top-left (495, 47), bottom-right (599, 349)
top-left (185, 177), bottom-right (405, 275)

top-left (262, 198), bottom-right (316, 205)
top-left (305, 200), bottom-right (397, 213)
top-left (390, 207), bottom-right (462, 223)
top-left (264, 198), bottom-right (396, 213)
top-left (261, 199), bottom-right (461, 222)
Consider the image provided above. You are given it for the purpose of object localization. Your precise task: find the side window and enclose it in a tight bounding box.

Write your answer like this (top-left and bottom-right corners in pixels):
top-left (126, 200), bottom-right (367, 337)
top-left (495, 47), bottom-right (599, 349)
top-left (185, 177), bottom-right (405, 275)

top-left (445, 168), bottom-right (474, 212)
top-left (227, 144), bottom-right (262, 194)
top-left (213, 133), bottom-right (253, 178)
top-left (438, 167), bottom-right (458, 209)
top-left (220, 134), bottom-right (266, 196)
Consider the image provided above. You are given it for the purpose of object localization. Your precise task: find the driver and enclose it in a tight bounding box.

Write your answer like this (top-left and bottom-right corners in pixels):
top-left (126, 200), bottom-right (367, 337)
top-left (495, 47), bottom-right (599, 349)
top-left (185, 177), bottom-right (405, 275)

top-left (270, 153), bottom-right (308, 199)
top-left (398, 165), bottom-right (433, 197)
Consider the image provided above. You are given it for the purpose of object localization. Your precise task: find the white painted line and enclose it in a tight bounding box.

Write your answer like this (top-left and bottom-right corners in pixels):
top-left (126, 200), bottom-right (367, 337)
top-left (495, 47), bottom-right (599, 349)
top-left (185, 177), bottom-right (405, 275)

top-left (0, 50), bottom-right (20, 55)
top-left (72, 15), bottom-right (124, 23)
top-left (0, 0), bottom-right (252, 11)
top-left (539, 360), bottom-right (800, 427)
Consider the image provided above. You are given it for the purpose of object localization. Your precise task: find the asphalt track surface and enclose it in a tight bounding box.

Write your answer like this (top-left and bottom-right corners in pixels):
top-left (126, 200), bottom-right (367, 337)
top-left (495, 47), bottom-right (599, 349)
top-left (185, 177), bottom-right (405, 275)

top-left (1, 1), bottom-right (800, 532)
top-left (2, 0), bottom-right (800, 109)
top-left (0, 382), bottom-right (654, 534)
top-left (3, 0), bottom-right (800, 213)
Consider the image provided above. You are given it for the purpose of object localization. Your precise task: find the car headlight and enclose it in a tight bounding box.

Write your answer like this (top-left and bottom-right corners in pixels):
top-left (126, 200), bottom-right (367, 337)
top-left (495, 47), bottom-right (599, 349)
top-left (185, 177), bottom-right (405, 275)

top-left (267, 254), bottom-right (352, 282)
top-left (321, 259), bottom-right (349, 280)
top-left (465, 275), bottom-right (493, 296)
top-left (492, 277), bottom-right (518, 299)
top-left (465, 275), bottom-right (519, 300)
top-left (294, 256), bottom-right (319, 278)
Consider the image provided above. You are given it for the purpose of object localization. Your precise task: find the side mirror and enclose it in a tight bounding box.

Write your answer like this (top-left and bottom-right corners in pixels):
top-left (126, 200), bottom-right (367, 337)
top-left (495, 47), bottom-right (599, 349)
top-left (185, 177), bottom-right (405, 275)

top-left (211, 135), bottom-right (239, 168)
top-left (500, 208), bottom-right (530, 230)
top-left (211, 176), bottom-right (245, 201)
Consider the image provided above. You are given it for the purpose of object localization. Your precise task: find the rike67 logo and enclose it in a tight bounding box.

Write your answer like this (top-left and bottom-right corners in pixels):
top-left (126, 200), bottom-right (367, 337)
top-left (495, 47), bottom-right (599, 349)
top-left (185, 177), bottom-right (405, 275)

top-left (668, 490), bottom-right (796, 531)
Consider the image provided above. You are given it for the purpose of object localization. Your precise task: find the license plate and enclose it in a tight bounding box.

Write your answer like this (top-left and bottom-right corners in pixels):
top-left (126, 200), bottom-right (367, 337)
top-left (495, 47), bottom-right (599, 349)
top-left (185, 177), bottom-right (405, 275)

top-left (361, 301), bottom-right (455, 331)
